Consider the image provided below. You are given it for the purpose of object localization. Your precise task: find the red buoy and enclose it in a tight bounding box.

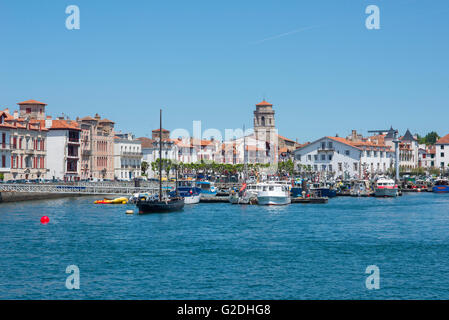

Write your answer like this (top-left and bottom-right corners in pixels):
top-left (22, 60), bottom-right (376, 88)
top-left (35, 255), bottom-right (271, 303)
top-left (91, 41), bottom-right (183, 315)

top-left (40, 216), bottom-right (50, 224)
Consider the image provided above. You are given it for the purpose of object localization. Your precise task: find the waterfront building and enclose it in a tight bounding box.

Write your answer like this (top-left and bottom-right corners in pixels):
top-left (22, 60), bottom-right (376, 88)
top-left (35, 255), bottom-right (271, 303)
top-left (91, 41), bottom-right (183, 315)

top-left (138, 129), bottom-right (178, 178)
top-left (113, 132), bottom-right (143, 180)
top-left (346, 130), bottom-right (395, 176)
top-left (0, 112), bottom-right (14, 180)
top-left (78, 114), bottom-right (115, 181)
top-left (383, 128), bottom-right (419, 171)
top-left (294, 131), bottom-right (395, 179)
top-left (218, 100), bottom-right (299, 165)
top-left (436, 134), bottom-right (449, 173)
top-left (1, 100), bottom-right (48, 181)
top-left (418, 144), bottom-right (436, 169)
top-left (44, 116), bottom-right (81, 181)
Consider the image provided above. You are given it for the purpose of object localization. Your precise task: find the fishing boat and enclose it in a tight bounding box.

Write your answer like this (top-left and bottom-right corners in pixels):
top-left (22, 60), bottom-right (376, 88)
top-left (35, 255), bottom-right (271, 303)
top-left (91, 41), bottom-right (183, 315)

top-left (136, 109), bottom-right (184, 214)
top-left (432, 178), bottom-right (449, 193)
top-left (169, 180), bottom-right (201, 204)
top-left (310, 182), bottom-right (337, 198)
top-left (257, 182), bottom-right (291, 205)
top-left (195, 181), bottom-right (218, 197)
top-left (374, 177), bottom-right (398, 197)
top-left (229, 183), bottom-right (259, 204)
top-left (350, 180), bottom-right (372, 197)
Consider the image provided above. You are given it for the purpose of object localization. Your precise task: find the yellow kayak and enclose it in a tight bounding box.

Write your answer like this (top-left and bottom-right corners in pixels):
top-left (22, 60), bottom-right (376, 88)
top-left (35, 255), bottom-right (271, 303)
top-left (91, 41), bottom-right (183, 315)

top-left (94, 197), bottom-right (128, 204)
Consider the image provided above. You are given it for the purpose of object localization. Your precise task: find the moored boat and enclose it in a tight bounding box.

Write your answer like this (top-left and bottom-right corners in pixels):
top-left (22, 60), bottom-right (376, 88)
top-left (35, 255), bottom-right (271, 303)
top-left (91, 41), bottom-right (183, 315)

top-left (170, 180), bottom-right (201, 204)
top-left (257, 182), bottom-right (291, 205)
top-left (135, 109), bottom-right (185, 214)
top-left (432, 179), bottom-right (449, 193)
top-left (196, 181), bottom-right (218, 197)
top-left (374, 177), bottom-right (398, 197)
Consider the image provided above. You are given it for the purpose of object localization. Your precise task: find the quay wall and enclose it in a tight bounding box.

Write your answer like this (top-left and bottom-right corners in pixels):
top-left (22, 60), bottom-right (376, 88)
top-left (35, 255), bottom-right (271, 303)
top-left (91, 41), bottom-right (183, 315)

top-left (0, 192), bottom-right (106, 203)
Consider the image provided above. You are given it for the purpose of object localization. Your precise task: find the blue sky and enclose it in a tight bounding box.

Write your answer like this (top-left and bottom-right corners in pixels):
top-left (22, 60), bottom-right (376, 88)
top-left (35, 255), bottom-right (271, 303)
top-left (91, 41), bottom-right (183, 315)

top-left (0, 0), bottom-right (448, 142)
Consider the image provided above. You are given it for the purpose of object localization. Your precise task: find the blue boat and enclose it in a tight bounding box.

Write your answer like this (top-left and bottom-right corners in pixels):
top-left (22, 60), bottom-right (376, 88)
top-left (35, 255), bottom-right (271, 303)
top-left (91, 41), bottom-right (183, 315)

top-left (432, 179), bottom-right (449, 193)
top-left (169, 181), bottom-right (201, 204)
top-left (195, 181), bottom-right (218, 196)
top-left (310, 183), bottom-right (337, 198)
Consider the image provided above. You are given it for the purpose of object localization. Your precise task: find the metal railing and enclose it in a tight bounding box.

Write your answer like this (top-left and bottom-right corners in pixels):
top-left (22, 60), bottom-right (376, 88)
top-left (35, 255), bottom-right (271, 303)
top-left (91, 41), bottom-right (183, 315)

top-left (0, 183), bottom-right (159, 195)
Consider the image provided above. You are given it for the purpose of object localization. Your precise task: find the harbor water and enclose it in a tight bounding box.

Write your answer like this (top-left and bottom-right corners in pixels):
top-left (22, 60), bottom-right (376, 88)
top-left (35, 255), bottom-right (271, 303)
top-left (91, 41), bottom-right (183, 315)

top-left (1, 193), bottom-right (449, 299)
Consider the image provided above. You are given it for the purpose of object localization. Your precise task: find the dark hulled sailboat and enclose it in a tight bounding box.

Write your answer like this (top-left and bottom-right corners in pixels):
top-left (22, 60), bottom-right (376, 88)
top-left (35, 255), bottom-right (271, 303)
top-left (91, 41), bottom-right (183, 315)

top-left (136, 109), bottom-right (184, 214)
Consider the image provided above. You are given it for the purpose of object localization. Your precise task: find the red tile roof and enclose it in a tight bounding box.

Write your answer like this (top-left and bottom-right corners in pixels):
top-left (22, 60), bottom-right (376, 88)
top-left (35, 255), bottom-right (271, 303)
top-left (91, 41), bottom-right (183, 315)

top-left (326, 136), bottom-right (361, 150)
top-left (137, 137), bottom-right (155, 148)
top-left (152, 128), bottom-right (170, 132)
top-left (256, 100), bottom-right (273, 107)
top-left (17, 99), bottom-right (47, 105)
top-left (436, 134), bottom-right (449, 144)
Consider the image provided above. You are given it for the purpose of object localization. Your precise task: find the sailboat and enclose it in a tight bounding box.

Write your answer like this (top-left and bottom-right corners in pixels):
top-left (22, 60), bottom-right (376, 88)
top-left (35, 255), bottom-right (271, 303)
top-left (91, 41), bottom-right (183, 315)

top-left (136, 109), bottom-right (185, 214)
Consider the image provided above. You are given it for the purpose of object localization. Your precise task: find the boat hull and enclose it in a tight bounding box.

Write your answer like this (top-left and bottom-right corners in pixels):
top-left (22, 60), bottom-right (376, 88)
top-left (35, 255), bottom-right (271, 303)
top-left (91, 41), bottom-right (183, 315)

top-left (257, 196), bottom-right (291, 205)
top-left (433, 185), bottom-right (449, 193)
top-left (183, 195), bottom-right (200, 204)
top-left (137, 199), bottom-right (185, 213)
top-left (374, 188), bottom-right (398, 197)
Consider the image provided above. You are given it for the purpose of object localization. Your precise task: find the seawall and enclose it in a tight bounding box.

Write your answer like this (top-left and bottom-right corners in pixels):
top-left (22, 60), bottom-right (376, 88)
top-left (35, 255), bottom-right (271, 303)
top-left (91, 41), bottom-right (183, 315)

top-left (0, 192), bottom-right (106, 203)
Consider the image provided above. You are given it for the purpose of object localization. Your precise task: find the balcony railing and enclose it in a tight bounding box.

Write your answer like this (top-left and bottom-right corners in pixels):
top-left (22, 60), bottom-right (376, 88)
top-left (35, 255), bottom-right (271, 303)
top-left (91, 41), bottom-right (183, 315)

top-left (120, 152), bottom-right (143, 157)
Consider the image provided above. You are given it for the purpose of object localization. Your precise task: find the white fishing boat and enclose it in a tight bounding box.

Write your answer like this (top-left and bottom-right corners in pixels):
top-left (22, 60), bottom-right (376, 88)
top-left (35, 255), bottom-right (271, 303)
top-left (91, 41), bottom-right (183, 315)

top-left (229, 183), bottom-right (260, 204)
top-left (257, 182), bottom-right (291, 205)
top-left (374, 177), bottom-right (398, 197)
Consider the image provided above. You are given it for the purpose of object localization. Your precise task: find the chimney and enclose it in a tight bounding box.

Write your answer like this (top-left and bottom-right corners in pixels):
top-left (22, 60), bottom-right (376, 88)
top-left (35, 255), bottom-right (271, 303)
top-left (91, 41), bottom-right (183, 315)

top-left (45, 119), bottom-right (53, 129)
top-left (4, 108), bottom-right (9, 114)
top-left (13, 110), bottom-right (18, 119)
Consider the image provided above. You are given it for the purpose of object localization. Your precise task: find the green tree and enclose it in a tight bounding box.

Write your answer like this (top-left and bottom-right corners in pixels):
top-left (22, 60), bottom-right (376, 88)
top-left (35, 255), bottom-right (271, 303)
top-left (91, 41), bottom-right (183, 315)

top-left (141, 161), bottom-right (149, 175)
top-left (417, 131), bottom-right (440, 145)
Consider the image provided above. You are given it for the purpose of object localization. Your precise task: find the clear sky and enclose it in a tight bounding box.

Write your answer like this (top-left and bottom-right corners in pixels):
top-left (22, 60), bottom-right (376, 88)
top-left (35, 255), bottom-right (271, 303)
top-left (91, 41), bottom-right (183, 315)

top-left (0, 0), bottom-right (448, 142)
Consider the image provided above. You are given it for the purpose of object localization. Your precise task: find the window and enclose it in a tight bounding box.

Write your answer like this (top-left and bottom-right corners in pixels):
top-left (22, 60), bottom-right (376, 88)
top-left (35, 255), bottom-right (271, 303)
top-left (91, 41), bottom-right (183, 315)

top-left (321, 165), bottom-right (326, 171)
top-left (321, 142), bottom-right (326, 149)
top-left (328, 155), bottom-right (332, 161)
top-left (354, 162), bottom-right (358, 171)
top-left (328, 165), bottom-right (332, 172)
top-left (308, 155), bottom-right (311, 161)
top-left (338, 163), bottom-right (342, 171)
top-left (441, 162), bottom-right (445, 168)
top-left (321, 154), bottom-right (325, 160)
top-left (328, 142), bottom-right (333, 149)
top-left (442, 145), bottom-right (444, 150)
top-left (345, 150), bottom-right (350, 156)
top-left (314, 155), bottom-right (318, 161)
top-left (441, 153), bottom-right (445, 157)
top-left (374, 151), bottom-right (377, 157)
top-left (26, 108), bottom-right (31, 114)
top-left (314, 165), bottom-right (318, 171)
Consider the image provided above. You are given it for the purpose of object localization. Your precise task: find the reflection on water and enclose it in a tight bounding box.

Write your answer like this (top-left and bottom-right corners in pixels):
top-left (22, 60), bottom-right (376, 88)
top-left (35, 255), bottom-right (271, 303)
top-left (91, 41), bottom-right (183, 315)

top-left (1, 193), bottom-right (449, 299)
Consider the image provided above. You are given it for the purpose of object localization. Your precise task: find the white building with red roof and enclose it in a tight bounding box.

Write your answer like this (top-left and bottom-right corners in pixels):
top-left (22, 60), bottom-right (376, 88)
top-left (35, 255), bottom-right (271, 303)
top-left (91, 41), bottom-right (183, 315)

top-left (44, 116), bottom-right (82, 181)
top-left (436, 134), bottom-right (449, 172)
top-left (1, 100), bottom-right (49, 181)
top-left (294, 131), bottom-right (395, 180)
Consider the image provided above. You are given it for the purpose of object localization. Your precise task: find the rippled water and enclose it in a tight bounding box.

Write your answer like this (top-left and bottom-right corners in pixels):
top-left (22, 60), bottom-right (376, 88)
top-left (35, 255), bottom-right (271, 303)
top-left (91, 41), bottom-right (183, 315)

top-left (1, 193), bottom-right (449, 299)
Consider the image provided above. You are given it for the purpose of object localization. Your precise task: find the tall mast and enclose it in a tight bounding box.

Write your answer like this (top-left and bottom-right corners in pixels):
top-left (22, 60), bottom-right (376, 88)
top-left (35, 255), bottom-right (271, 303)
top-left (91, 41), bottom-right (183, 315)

top-left (243, 124), bottom-right (247, 181)
top-left (159, 109), bottom-right (163, 200)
